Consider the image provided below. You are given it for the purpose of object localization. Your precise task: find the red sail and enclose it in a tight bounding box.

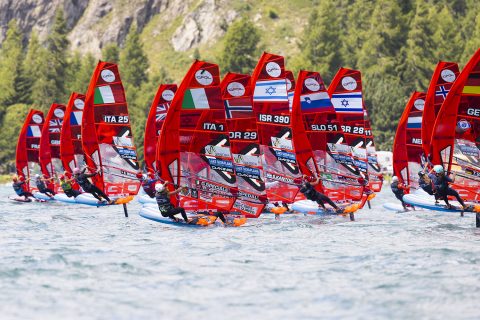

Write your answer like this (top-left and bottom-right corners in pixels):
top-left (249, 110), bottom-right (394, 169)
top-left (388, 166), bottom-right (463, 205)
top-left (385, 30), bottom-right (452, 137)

top-left (157, 60), bottom-right (238, 213)
top-left (364, 109), bottom-right (383, 192)
top-left (292, 70), bottom-right (363, 202)
top-left (144, 84), bottom-right (177, 174)
top-left (422, 61), bottom-right (460, 157)
top-left (392, 92), bottom-right (426, 187)
top-left (328, 68), bottom-right (367, 199)
top-left (285, 70), bottom-right (296, 112)
top-left (220, 72), bottom-right (266, 217)
top-left (60, 93), bottom-right (85, 175)
top-left (16, 109), bottom-right (44, 191)
top-left (251, 52), bottom-right (301, 203)
top-left (82, 61), bottom-right (141, 197)
top-left (39, 103), bottom-right (66, 191)
top-left (431, 48), bottom-right (480, 201)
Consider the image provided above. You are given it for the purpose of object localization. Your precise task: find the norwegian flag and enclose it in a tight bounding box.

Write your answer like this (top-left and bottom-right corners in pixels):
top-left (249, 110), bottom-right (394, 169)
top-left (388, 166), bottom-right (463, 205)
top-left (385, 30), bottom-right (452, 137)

top-left (224, 97), bottom-right (253, 119)
top-left (155, 103), bottom-right (169, 122)
top-left (49, 119), bottom-right (62, 132)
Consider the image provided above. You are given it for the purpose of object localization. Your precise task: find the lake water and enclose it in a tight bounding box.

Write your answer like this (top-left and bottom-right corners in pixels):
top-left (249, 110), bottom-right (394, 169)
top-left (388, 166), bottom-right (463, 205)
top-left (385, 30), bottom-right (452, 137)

top-left (1, 186), bottom-right (479, 320)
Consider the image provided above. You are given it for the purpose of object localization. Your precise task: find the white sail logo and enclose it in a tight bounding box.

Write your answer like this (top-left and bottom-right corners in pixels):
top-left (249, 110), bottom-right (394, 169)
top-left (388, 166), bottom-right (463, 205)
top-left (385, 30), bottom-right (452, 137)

top-left (195, 70), bottom-right (213, 86)
top-left (74, 99), bottom-right (85, 110)
top-left (304, 78), bottom-right (320, 92)
top-left (342, 76), bottom-right (357, 91)
top-left (414, 99), bottom-right (425, 111)
top-left (54, 108), bottom-right (64, 118)
top-left (286, 78), bottom-right (292, 90)
top-left (266, 62), bottom-right (281, 77)
top-left (32, 114), bottom-right (43, 124)
top-left (162, 89), bottom-right (175, 101)
top-left (441, 69), bottom-right (456, 83)
top-left (227, 82), bottom-right (245, 97)
top-left (101, 69), bottom-right (116, 83)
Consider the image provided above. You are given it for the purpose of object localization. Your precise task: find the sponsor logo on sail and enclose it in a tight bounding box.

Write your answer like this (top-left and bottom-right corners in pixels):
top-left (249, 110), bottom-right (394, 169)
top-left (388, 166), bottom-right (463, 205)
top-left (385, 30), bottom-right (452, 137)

top-left (414, 99), bottom-right (425, 111)
top-left (341, 76), bottom-right (357, 91)
top-left (162, 89), bottom-right (175, 101)
top-left (304, 78), bottom-right (320, 92)
top-left (265, 62), bottom-right (281, 77)
top-left (195, 69), bottom-right (213, 86)
top-left (101, 69), bottom-right (116, 83)
top-left (227, 82), bottom-right (245, 97)
top-left (54, 108), bottom-right (64, 118)
top-left (286, 78), bottom-right (292, 90)
top-left (32, 114), bottom-right (43, 124)
top-left (441, 69), bottom-right (456, 83)
top-left (74, 99), bottom-right (85, 109)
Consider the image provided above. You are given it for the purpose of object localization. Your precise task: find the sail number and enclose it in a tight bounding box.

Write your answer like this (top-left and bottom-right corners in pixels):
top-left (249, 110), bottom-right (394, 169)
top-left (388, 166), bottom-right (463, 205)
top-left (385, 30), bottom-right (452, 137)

top-left (203, 123), bottom-right (225, 131)
top-left (229, 131), bottom-right (257, 140)
top-left (103, 115), bottom-right (129, 123)
top-left (311, 124), bottom-right (338, 131)
top-left (342, 125), bottom-right (369, 135)
top-left (258, 114), bottom-right (290, 124)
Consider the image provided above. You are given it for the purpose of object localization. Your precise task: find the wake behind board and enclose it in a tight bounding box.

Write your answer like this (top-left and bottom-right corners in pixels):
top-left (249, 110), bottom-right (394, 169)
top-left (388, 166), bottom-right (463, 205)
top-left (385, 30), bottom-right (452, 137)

top-left (290, 200), bottom-right (360, 216)
top-left (383, 202), bottom-right (410, 212)
top-left (139, 205), bottom-right (247, 227)
top-left (403, 193), bottom-right (479, 213)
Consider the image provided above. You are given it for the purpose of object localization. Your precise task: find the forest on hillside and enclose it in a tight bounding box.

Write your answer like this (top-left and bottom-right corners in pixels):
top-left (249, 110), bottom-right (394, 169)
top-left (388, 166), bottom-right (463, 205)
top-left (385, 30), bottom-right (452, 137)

top-left (0, 0), bottom-right (479, 173)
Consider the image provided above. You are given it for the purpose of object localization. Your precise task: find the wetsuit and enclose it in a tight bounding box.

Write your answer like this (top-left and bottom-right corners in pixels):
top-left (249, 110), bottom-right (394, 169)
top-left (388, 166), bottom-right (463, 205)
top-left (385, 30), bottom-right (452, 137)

top-left (13, 181), bottom-right (33, 198)
top-left (300, 182), bottom-right (338, 210)
top-left (391, 181), bottom-right (407, 209)
top-left (418, 176), bottom-right (434, 195)
top-left (155, 190), bottom-right (188, 222)
top-left (75, 170), bottom-right (111, 202)
top-left (36, 179), bottom-right (55, 196)
top-left (434, 174), bottom-right (465, 208)
top-left (60, 180), bottom-right (82, 198)
top-left (141, 178), bottom-right (157, 198)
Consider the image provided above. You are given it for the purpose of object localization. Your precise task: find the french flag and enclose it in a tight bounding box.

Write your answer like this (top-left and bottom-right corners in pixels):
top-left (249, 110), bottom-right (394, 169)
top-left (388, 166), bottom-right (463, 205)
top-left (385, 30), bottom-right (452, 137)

top-left (407, 116), bottom-right (422, 129)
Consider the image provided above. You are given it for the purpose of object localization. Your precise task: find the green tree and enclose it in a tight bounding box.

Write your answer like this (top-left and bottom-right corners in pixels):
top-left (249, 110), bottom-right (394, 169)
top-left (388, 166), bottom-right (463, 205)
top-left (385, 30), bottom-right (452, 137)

top-left (102, 43), bottom-right (120, 63)
top-left (0, 104), bottom-right (30, 168)
top-left (119, 25), bottom-right (149, 89)
top-left (0, 20), bottom-right (25, 110)
top-left (461, 1), bottom-right (480, 64)
top-left (67, 52), bottom-right (96, 94)
top-left (221, 18), bottom-right (260, 74)
top-left (298, 0), bottom-right (344, 81)
top-left (429, 5), bottom-right (462, 61)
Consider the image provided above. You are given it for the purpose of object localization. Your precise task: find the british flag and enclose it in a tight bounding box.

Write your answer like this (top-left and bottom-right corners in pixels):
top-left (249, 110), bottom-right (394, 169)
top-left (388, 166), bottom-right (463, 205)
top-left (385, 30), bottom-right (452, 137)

top-left (49, 119), bottom-right (63, 132)
top-left (156, 103), bottom-right (169, 122)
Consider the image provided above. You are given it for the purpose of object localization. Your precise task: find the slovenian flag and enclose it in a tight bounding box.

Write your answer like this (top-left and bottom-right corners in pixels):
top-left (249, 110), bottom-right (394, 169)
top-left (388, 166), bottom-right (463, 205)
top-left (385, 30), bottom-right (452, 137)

top-left (331, 92), bottom-right (363, 113)
top-left (182, 88), bottom-right (223, 110)
top-left (27, 125), bottom-right (41, 137)
top-left (300, 92), bottom-right (332, 113)
top-left (94, 85), bottom-right (124, 104)
top-left (407, 116), bottom-right (422, 129)
top-left (253, 80), bottom-right (288, 102)
top-left (70, 111), bottom-right (83, 125)
top-left (224, 97), bottom-right (253, 119)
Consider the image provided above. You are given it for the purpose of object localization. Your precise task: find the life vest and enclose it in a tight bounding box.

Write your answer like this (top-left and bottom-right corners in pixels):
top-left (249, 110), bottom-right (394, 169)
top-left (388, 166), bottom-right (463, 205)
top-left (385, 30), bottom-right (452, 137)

top-left (75, 174), bottom-right (93, 191)
top-left (390, 181), bottom-right (404, 195)
top-left (155, 190), bottom-right (173, 212)
top-left (60, 180), bottom-right (73, 192)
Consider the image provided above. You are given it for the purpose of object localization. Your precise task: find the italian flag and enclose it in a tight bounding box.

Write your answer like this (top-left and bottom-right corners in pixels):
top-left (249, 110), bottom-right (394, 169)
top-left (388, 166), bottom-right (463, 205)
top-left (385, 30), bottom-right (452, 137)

top-left (182, 88), bottom-right (210, 109)
top-left (94, 85), bottom-right (124, 104)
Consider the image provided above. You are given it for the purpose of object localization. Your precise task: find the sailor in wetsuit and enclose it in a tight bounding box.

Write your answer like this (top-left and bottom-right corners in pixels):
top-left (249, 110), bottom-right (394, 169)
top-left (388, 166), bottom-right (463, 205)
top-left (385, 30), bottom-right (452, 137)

top-left (418, 171), bottom-right (435, 195)
top-left (34, 174), bottom-right (55, 198)
top-left (73, 167), bottom-right (113, 204)
top-left (390, 176), bottom-right (410, 210)
top-left (137, 171), bottom-right (158, 198)
top-left (12, 175), bottom-right (34, 200)
top-left (155, 181), bottom-right (189, 222)
top-left (299, 175), bottom-right (342, 213)
top-left (432, 165), bottom-right (465, 209)
top-left (58, 173), bottom-right (82, 198)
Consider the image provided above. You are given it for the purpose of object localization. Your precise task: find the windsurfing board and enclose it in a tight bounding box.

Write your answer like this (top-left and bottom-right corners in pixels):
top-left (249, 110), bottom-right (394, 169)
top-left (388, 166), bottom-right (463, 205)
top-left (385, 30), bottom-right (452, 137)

top-left (290, 200), bottom-right (360, 216)
top-left (32, 192), bottom-right (55, 201)
top-left (403, 193), bottom-right (480, 213)
top-left (54, 193), bottom-right (134, 206)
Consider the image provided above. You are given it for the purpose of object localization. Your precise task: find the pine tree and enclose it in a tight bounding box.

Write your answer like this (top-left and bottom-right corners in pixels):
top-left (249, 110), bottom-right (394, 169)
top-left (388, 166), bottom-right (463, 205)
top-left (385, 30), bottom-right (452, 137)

top-left (0, 20), bottom-right (25, 111)
top-left (221, 18), bottom-right (260, 74)
top-left (461, 1), bottom-right (480, 64)
top-left (119, 25), bottom-right (149, 89)
top-left (429, 5), bottom-right (462, 62)
top-left (102, 43), bottom-right (120, 63)
top-left (68, 52), bottom-right (97, 94)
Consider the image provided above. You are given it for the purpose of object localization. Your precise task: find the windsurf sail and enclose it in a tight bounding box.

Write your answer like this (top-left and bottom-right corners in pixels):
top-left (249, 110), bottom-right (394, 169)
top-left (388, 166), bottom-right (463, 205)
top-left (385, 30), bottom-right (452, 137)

top-left (285, 70), bottom-right (295, 112)
top-left (60, 93), bottom-right (85, 174)
top-left (327, 68), bottom-right (368, 200)
top-left (82, 61), bottom-right (141, 197)
top-left (39, 103), bottom-right (66, 191)
top-left (431, 48), bottom-right (480, 201)
top-left (157, 60), bottom-right (240, 214)
top-left (292, 70), bottom-right (363, 203)
top-left (144, 84), bottom-right (177, 174)
top-left (422, 61), bottom-right (460, 158)
top-left (16, 109), bottom-right (44, 191)
top-left (392, 91), bottom-right (426, 188)
top-left (220, 72), bottom-right (266, 217)
top-left (251, 52), bottom-right (302, 204)
top-left (363, 109), bottom-right (383, 192)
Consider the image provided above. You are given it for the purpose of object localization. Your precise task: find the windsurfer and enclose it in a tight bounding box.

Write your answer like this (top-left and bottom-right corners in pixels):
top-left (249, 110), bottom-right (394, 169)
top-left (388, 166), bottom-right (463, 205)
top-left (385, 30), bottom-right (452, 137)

top-left (137, 172), bottom-right (158, 198)
top-left (390, 176), bottom-right (409, 210)
top-left (155, 181), bottom-right (189, 223)
top-left (299, 175), bottom-right (343, 213)
top-left (59, 173), bottom-right (82, 198)
top-left (73, 167), bottom-right (113, 204)
top-left (12, 175), bottom-right (34, 200)
top-left (432, 165), bottom-right (465, 209)
top-left (35, 174), bottom-right (55, 198)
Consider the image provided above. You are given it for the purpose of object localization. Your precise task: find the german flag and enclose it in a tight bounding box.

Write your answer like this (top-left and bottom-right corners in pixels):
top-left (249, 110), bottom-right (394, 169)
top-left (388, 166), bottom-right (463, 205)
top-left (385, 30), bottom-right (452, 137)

top-left (462, 72), bottom-right (480, 95)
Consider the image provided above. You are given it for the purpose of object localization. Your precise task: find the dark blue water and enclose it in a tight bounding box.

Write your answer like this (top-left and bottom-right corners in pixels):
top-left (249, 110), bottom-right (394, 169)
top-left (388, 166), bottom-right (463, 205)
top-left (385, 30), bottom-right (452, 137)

top-left (1, 186), bottom-right (479, 319)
